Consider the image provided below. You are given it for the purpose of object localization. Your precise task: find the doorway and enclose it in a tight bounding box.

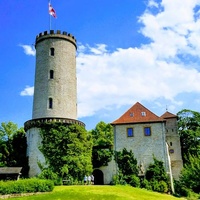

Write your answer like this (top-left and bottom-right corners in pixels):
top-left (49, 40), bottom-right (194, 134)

top-left (93, 169), bottom-right (104, 185)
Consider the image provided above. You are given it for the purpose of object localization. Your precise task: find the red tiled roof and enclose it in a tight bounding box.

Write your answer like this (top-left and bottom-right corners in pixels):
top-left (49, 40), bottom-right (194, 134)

top-left (160, 111), bottom-right (177, 119)
top-left (111, 102), bottom-right (165, 125)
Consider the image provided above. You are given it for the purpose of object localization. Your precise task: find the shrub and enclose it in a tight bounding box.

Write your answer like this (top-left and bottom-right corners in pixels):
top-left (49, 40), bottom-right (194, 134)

top-left (0, 178), bottom-right (54, 195)
top-left (129, 175), bottom-right (140, 187)
top-left (141, 179), bottom-right (152, 190)
top-left (110, 174), bottom-right (127, 185)
top-left (150, 180), bottom-right (168, 193)
top-left (158, 181), bottom-right (168, 193)
top-left (110, 174), bottom-right (119, 185)
top-left (38, 168), bottom-right (62, 185)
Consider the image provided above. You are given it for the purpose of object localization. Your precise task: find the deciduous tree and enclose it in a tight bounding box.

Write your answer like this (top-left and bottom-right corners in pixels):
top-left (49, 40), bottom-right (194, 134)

top-left (90, 121), bottom-right (113, 168)
top-left (177, 109), bottom-right (200, 163)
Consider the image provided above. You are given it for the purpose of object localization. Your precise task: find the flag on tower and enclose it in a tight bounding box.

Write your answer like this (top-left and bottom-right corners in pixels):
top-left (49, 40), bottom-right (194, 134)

top-left (49, 3), bottom-right (57, 18)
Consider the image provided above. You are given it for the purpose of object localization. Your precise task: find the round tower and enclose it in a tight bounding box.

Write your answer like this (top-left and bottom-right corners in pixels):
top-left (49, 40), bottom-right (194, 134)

top-left (33, 30), bottom-right (77, 119)
top-left (24, 30), bottom-right (84, 177)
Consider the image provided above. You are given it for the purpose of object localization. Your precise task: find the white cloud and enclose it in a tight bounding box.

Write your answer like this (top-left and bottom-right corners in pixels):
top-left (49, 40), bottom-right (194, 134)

top-left (147, 0), bottom-right (159, 8)
top-left (19, 44), bottom-right (36, 56)
top-left (20, 86), bottom-right (34, 96)
top-left (76, 0), bottom-right (200, 118)
top-left (20, 0), bottom-right (200, 119)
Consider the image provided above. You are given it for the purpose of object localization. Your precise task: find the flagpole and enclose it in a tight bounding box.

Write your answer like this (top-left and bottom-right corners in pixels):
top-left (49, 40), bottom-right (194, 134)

top-left (49, 0), bottom-right (51, 31)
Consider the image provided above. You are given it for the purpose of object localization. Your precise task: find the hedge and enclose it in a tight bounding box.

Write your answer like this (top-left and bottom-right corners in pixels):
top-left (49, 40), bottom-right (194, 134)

top-left (0, 178), bottom-right (54, 195)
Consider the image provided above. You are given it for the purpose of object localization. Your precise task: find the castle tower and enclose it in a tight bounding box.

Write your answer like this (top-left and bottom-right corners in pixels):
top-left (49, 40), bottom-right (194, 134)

top-left (161, 111), bottom-right (183, 180)
top-left (33, 30), bottom-right (77, 119)
top-left (24, 30), bottom-right (84, 177)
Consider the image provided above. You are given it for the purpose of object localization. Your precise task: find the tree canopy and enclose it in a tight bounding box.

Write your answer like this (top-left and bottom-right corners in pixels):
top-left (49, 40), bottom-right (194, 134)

top-left (0, 122), bottom-right (28, 176)
top-left (90, 121), bottom-right (113, 168)
top-left (179, 154), bottom-right (200, 194)
top-left (177, 109), bottom-right (200, 163)
top-left (115, 148), bottom-right (138, 179)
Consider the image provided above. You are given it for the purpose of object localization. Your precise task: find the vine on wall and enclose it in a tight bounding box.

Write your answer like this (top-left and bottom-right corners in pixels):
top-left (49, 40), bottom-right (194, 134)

top-left (39, 122), bottom-right (93, 180)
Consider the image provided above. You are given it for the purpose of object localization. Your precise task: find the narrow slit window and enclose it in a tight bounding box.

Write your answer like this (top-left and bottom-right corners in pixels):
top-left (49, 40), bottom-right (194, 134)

top-left (50, 48), bottom-right (54, 56)
top-left (50, 70), bottom-right (54, 79)
top-left (49, 98), bottom-right (53, 109)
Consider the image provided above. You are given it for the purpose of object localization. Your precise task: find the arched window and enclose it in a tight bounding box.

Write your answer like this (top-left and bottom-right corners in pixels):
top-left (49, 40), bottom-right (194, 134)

top-left (50, 70), bottom-right (54, 79)
top-left (50, 47), bottom-right (54, 56)
top-left (49, 98), bottom-right (53, 109)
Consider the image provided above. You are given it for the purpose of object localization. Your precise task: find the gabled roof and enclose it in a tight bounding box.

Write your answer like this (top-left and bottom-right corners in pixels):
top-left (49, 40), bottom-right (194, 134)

top-left (0, 167), bottom-right (22, 174)
top-left (160, 111), bottom-right (177, 119)
top-left (111, 102), bottom-right (165, 125)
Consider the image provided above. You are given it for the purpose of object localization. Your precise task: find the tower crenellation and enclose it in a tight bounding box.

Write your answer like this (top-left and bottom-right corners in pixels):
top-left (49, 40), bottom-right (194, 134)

top-left (35, 30), bottom-right (77, 49)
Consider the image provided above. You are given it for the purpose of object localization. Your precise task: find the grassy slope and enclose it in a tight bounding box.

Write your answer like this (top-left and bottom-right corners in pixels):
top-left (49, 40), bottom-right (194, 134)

top-left (7, 185), bottom-right (185, 200)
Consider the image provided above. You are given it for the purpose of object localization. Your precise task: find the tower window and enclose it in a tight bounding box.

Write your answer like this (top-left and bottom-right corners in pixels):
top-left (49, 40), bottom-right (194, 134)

top-left (127, 128), bottom-right (134, 137)
top-left (50, 70), bottom-right (54, 79)
top-left (49, 98), bottom-right (53, 109)
top-left (144, 127), bottom-right (151, 136)
top-left (50, 48), bottom-right (54, 56)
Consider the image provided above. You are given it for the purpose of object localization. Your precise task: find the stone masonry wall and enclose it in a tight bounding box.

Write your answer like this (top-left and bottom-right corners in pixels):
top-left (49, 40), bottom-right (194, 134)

top-left (26, 127), bottom-right (46, 177)
top-left (114, 122), bottom-right (169, 173)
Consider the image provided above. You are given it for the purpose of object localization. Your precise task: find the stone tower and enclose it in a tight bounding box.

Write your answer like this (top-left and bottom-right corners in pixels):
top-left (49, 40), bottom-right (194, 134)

top-left (24, 30), bottom-right (84, 177)
top-left (161, 111), bottom-right (183, 180)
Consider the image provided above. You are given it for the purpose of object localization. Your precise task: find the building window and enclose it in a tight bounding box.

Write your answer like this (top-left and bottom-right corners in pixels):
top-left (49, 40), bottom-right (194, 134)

top-left (130, 112), bottom-right (134, 117)
top-left (50, 48), bottom-right (54, 56)
top-left (144, 127), bottom-right (151, 136)
top-left (127, 128), bottom-right (134, 137)
top-left (49, 98), bottom-right (53, 109)
top-left (50, 70), bottom-right (54, 79)
top-left (170, 142), bottom-right (173, 146)
top-left (169, 149), bottom-right (174, 153)
top-left (141, 112), bottom-right (146, 116)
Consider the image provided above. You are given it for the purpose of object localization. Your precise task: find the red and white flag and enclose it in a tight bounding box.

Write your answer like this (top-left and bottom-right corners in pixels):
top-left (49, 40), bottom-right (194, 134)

top-left (49, 3), bottom-right (57, 18)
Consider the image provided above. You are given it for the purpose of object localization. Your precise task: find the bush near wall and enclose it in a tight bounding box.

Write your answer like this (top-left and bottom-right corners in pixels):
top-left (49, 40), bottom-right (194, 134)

top-left (0, 178), bottom-right (54, 195)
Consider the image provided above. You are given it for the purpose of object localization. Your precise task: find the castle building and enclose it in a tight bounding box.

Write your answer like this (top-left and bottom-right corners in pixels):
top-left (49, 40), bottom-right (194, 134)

top-left (98, 102), bottom-right (183, 184)
top-left (24, 30), bottom-right (84, 177)
top-left (24, 30), bottom-right (183, 182)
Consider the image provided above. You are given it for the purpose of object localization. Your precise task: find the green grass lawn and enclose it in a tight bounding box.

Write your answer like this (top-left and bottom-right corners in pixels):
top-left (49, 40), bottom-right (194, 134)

top-left (2, 185), bottom-right (185, 200)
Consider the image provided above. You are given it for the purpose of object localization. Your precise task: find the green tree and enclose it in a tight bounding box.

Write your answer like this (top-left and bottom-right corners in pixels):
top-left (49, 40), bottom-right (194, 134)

top-left (0, 122), bottom-right (28, 176)
top-left (145, 157), bottom-right (168, 183)
top-left (144, 157), bottom-right (169, 193)
top-left (177, 109), bottom-right (200, 163)
top-left (91, 121), bottom-right (113, 168)
top-left (115, 148), bottom-right (138, 183)
top-left (179, 154), bottom-right (200, 194)
top-left (40, 123), bottom-right (93, 181)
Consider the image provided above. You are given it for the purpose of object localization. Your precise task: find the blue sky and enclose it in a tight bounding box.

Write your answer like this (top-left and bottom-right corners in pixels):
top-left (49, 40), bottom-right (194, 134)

top-left (1, 0), bottom-right (200, 130)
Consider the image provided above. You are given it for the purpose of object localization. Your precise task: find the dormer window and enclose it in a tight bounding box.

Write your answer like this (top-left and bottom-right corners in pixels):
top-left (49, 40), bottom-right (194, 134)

top-left (141, 112), bottom-right (146, 116)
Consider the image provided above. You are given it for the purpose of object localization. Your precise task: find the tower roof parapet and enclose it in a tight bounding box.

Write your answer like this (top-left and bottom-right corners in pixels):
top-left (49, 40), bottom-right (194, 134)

top-left (35, 30), bottom-right (77, 49)
top-left (24, 117), bottom-right (85, 132)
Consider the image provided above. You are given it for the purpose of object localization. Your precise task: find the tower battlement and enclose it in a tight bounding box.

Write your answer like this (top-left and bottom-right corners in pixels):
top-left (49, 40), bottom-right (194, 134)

top-left (35, 30), bottom-right (77, 48)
